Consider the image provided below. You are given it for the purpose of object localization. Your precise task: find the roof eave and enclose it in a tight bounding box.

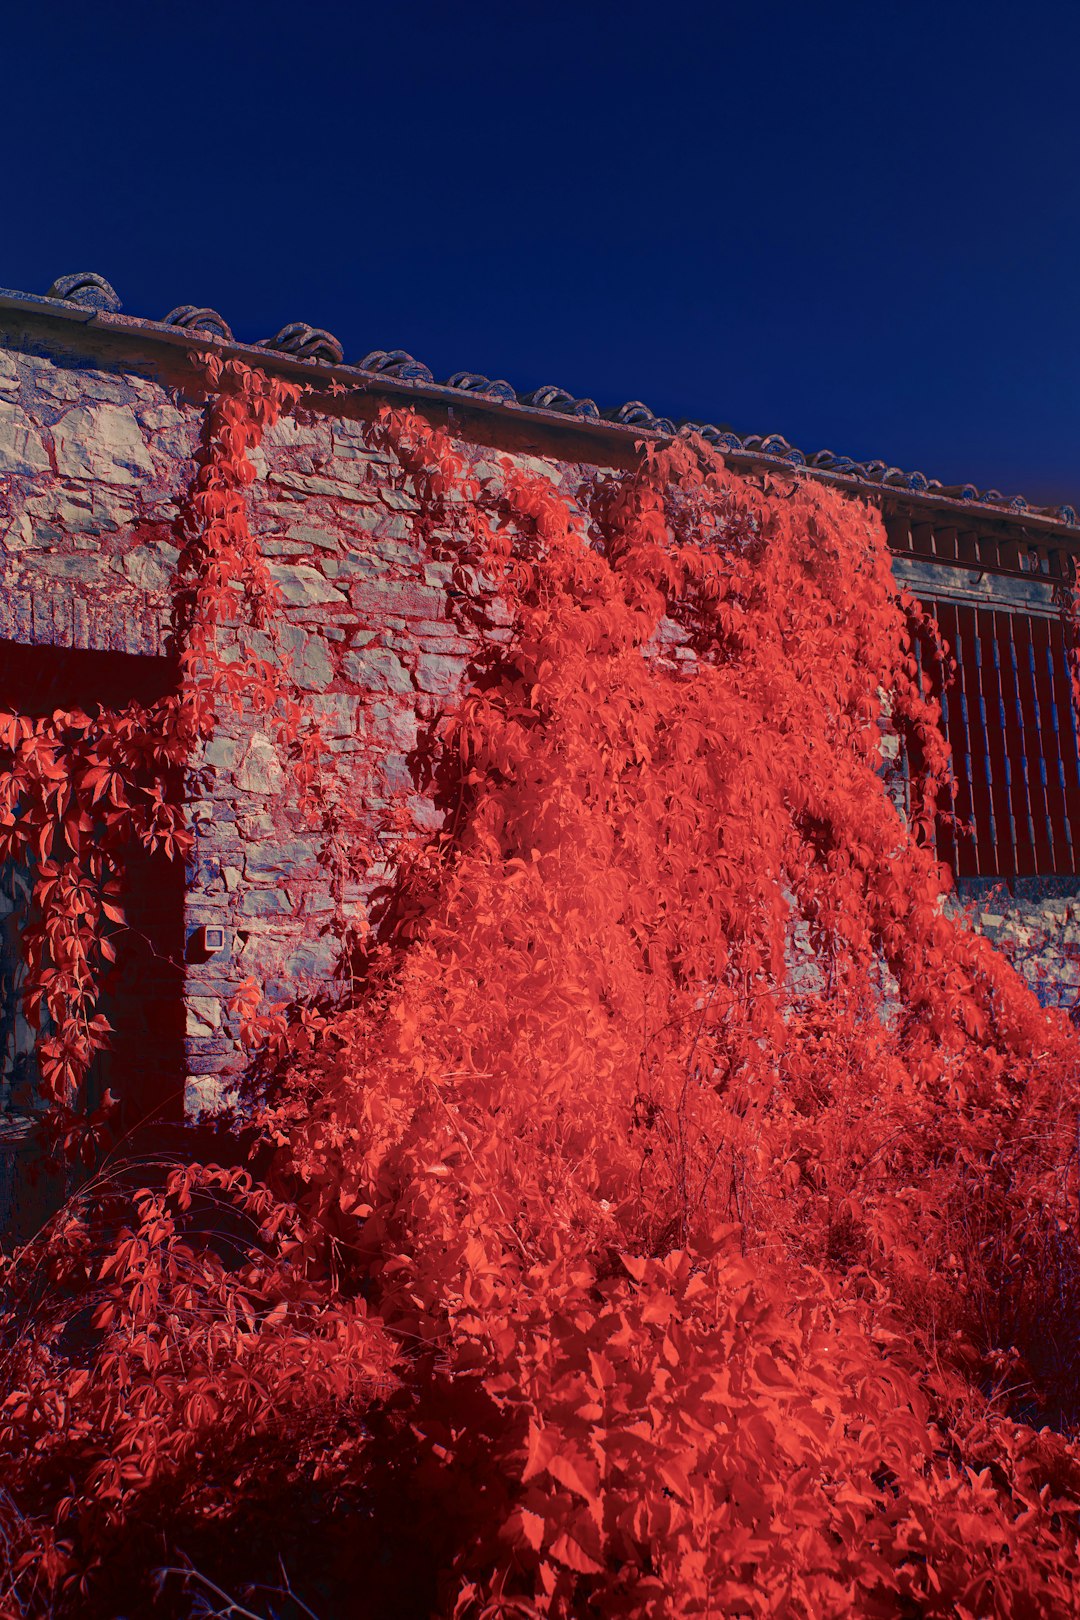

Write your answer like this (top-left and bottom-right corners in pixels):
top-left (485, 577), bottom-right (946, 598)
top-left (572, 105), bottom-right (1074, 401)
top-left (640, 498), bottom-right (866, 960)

top-left (2, 287), bottom-right (1076, 543)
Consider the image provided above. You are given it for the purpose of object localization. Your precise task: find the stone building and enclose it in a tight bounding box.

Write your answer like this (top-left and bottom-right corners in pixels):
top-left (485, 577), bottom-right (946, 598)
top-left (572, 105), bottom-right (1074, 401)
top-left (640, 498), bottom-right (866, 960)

top-left (1, 270), bottom-right (1078, 1200)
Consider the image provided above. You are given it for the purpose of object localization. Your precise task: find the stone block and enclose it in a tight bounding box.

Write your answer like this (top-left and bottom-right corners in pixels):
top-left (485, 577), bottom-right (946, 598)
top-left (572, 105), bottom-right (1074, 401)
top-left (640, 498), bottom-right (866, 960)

top-left (309, 693), bottom-right (357, 737)
top-left (380, 489), bottom-right (420, 513)
top-left (374, 537), bottom-right (420, 563)
top-left (283, 522), bottom-right (340, 552)
top-left (186, 996), bottom-right (223, 1036)
top-left (0, 592), bottom-right (32, 642)
top-left (56, 496), bottom-right (100, 535)
top-left (331, 418), bottom-right (391, 456)
top-left (35, 554), bottom-right (110, 584)
top-left (350, 580), bottom-right (447, 620)
top-left (342, 645), bottom-right (413, 694)
top-left (322, 505), bottom-right (380, 540)
top-left (380, 754), bottom-right (415, 792)
top-left (268, 469), bottom-right (379, 503)
top-left (269, 563), bottom-right (348, 608)
top-left (367, 701), bottom-right (419, 752)
top-left (415, 629), bottom-right (472, 654)
top-left (285, 938), bottom-right (340, 982)
top-left (378, 511), bottom-right (417, 544)
top-left (336, 551), bottom-right (383, 579)
top-left (200, 736), bottom-right (238, 771)
top-left (263, 416), bottom-right (311, 448)
top-left (409, 795), bottom-right (445, 831)
top-left (325, 456), bottom-right (370, 488)
top-left (235, 732), bottom-right (285, 795)
top-left (415, 653), bottom-right (468, 695)
top-left (185, 1074), bottom-right (237, 1120)
top-left (245, 837), bottom-right (320, 876)
top-left (238, 888), bottom-right (293, 917)
top-left (121, 542), bottom-right (179, 593)
top-left (136, 403), bottom-right (188, 431)
top-left (1, 512), bottom-right (36, 550)
top-left (236, 812), bottom-right (275, 839)
top-left (52, 403), bottom-right (155, 484)
top-left (0, 402), bottom-right (50, 475)
top-left (30, 593), bottom-right (75, 647)
top-left (293, 633), bottom-right (334, 690)
top-left (240, 624), bottom-right (335, 691)
top-left (71, 369), bottom-right (130, 405)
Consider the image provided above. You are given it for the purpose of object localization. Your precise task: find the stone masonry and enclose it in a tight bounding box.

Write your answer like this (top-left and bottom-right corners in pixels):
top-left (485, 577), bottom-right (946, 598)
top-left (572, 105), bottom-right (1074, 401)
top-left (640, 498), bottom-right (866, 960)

top-left (0, 308), bottom-right (607, 1118)
top-left (2, 285), bottom-right (1080, 1132)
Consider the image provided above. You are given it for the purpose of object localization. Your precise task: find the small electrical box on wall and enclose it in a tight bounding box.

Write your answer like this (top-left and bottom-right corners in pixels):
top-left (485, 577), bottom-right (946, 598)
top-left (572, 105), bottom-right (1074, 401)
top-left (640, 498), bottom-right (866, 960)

top-left (196, 925), bottom-right (227, 955)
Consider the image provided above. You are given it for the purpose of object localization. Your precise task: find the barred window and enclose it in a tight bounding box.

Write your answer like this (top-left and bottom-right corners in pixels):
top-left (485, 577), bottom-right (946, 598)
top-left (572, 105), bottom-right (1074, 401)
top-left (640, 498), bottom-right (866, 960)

top-left (925, 604), bottom-right (1080, 878)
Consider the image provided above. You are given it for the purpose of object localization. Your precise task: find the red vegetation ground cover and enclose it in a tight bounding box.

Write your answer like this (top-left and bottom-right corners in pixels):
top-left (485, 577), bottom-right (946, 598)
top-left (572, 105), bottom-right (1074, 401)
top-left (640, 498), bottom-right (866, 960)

top-left (1, 365), bottom-right (1079, 1617)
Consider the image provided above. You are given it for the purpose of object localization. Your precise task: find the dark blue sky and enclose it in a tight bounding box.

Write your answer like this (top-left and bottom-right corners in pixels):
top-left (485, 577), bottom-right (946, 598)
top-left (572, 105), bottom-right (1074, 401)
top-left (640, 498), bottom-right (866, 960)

top-left (5, 2), bottom-right (1078, 503)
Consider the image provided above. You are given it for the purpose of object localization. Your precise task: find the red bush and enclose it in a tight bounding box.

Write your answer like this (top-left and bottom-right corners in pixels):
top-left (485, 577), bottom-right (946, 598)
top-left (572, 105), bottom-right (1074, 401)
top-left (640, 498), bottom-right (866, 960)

top-left (1, 376), bottom-right (1079, 1617)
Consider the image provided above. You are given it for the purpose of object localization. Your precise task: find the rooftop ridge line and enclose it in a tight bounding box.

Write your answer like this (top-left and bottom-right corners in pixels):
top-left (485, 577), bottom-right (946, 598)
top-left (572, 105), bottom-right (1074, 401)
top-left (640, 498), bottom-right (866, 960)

top-left (0, 274), bottom-right (1073, 536)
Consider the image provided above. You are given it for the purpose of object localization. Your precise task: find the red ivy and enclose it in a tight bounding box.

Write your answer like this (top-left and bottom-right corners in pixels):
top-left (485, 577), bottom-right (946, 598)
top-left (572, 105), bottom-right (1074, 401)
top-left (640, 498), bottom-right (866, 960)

top-left (0, 376), bottom-right (1078, 1618)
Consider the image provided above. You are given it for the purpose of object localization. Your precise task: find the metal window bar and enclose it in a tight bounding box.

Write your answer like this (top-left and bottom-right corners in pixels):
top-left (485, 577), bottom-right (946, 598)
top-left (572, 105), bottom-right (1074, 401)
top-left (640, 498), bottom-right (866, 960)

top-left (1010, 613), bottom-right (1057, 871)
top-left (975, 607), bottom-right (1019, 875)
top-left (1029, 616), bottom-right (1074, 870)
top-left (994, 610), bottom-right (1038, 874)
top-left (1050, 616), bottom-right (1080, 863)
top-left (934, 602), bottom-right (977, 874)
top-left (928, 602), bottom-right (957, 873)
top-left (957, 606), bottom-right (1000, 872)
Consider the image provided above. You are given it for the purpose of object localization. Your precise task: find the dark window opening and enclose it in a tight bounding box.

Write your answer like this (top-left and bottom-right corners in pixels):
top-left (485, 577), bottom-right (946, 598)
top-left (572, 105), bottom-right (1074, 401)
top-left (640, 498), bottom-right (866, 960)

top-left (0, 640), bottom-right (185, 1236)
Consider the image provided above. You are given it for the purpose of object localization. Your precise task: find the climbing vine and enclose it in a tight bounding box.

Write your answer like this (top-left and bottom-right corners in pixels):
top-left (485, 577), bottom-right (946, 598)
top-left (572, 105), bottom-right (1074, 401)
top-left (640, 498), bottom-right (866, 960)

top-left (1, 370), bottom-right (1079, 1617)
top-left (0, 358), bottom-right (324, 1159)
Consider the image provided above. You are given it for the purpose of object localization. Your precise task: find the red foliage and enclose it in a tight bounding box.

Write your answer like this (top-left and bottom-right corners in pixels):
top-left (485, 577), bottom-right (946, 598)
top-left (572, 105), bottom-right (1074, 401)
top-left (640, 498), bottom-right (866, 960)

top-left (1, 372), bottom-right (1080, 1617)
top-left (0, 361), bottom-right (319, 1149)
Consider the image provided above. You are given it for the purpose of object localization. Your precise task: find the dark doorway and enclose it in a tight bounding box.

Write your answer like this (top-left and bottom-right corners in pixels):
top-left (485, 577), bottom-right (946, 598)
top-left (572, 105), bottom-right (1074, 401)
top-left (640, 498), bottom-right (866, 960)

top-left (0, 639), bottom-right (185, 1238)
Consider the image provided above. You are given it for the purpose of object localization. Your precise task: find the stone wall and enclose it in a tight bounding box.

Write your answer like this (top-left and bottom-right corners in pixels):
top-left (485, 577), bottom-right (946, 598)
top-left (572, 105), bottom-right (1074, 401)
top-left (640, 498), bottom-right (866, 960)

top-left (953, 877), bottom-right (1080, 1013)
top-left (3, 311), bottom-right (1080, 1128)
top-left (0, 315), bottom-right (597, 1117)
top-left (0, 342), bottom-right (193, 655)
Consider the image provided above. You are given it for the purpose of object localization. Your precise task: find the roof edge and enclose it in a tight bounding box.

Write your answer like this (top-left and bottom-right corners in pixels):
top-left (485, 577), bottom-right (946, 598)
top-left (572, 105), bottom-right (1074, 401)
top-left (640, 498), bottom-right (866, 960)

top-left (2, 284), bottom-right (1077, 539)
